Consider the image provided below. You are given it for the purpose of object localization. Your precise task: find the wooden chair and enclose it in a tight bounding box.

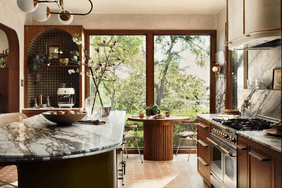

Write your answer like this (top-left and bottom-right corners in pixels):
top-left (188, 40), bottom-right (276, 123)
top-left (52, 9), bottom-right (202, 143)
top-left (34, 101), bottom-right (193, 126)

top-left (123, 125), bottom-right (143, 163)
top-left (175, 120), bottom-right (198, 161)
top-left (0, 112), bottom-right (27, 187)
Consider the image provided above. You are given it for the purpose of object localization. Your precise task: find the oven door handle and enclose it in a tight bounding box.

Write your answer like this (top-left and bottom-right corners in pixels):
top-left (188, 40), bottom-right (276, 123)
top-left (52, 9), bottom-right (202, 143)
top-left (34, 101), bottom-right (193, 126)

top-left (206, 137), bottom-right (236, 157)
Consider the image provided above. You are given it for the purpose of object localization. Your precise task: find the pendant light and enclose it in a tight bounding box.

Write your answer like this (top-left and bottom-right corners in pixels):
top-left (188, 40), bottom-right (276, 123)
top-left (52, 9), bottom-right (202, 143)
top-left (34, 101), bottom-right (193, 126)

top-left (58, 9), bottom-right (74, 25)
top-left (32, 4), bottom-right (51, 22)
top-left (17, 0), bottom-right (93, 25)
top-left (17, 0), bottom-right (39, 13)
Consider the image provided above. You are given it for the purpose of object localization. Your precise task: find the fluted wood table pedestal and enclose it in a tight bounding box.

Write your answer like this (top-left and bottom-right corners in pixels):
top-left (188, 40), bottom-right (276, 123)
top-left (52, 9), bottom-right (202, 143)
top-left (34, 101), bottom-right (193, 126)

top-left (128, 116), bottom-right (190, 161)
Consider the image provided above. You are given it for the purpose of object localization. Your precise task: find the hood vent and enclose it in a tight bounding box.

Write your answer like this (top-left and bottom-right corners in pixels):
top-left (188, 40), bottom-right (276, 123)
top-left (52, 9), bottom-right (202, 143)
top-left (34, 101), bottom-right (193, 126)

top-left (228, 29), bottom-right (281, 51)
top-left (240, 38), bottom-right (281, 50)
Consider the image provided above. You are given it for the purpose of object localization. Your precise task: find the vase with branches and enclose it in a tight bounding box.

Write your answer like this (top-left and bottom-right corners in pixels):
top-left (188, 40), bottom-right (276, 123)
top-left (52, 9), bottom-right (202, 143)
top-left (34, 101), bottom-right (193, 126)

top-left (69, 34), bottom-right (124, 117)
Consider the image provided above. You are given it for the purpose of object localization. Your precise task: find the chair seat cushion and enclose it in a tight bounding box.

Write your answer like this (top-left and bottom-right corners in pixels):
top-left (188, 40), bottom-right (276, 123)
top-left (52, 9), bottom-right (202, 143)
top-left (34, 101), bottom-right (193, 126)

top-left (124, 134), bottom-right (140, 140)
top-left (124, 125), bottom-right (138, 130)
top-left (177, 131), bottom-right (196, 138)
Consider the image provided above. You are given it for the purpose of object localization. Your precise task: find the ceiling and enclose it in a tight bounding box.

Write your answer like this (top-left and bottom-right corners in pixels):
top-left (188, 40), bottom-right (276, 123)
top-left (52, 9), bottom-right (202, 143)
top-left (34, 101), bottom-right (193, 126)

top-left (49, 0), bottom-right (226, 15)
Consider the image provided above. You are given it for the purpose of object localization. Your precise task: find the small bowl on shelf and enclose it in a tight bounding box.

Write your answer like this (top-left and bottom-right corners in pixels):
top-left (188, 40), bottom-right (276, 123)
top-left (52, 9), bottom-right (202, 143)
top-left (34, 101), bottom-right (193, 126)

top-left (42, 110), bottom-right (87, 125)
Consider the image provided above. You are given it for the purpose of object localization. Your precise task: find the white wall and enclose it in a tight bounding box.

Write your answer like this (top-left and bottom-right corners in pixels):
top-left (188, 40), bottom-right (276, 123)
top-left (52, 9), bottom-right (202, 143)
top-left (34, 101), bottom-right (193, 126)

top-left (0, 0), bottom-right (30, 112)
top-left (0, 30), bottom-right (8, 53)
top-left (27, 14), bottom-right (217, 30)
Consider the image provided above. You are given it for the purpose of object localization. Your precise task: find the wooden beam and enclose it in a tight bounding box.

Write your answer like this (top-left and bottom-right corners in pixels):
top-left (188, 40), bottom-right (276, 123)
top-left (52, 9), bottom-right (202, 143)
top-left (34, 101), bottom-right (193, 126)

top-left (146, 33), bottom-right (154, 113)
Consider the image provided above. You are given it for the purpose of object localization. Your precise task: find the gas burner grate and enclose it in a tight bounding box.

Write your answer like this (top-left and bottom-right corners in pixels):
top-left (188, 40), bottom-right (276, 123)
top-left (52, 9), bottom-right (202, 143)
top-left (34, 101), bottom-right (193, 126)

top-left (212, 118), bottom-right (273, 131)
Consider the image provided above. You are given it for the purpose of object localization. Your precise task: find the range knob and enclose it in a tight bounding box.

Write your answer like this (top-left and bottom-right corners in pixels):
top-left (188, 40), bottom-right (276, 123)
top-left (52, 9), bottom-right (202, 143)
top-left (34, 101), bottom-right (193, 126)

top-left (231, 137), bottom-right (236, 143)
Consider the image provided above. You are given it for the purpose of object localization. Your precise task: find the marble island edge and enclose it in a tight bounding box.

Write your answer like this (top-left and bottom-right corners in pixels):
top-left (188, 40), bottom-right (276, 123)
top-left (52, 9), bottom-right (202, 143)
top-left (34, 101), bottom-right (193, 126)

top-left (0, 111), bottom-right (126, 162)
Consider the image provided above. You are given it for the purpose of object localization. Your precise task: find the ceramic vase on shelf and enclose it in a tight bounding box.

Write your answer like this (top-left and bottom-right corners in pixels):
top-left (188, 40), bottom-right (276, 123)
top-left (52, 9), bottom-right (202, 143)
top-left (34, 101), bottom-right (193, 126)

top-left (85, 88), bottom-right (111, 118)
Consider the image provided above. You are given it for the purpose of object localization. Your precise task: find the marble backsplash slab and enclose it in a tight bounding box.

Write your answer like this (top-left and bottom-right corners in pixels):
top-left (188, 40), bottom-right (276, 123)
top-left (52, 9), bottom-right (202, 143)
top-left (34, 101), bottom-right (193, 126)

top-left (238, 89), bottom-right (281, 119)
top-left (216, 77), bottom-right (226, 114)
top-left (248, 46), bottom-right (281, 88)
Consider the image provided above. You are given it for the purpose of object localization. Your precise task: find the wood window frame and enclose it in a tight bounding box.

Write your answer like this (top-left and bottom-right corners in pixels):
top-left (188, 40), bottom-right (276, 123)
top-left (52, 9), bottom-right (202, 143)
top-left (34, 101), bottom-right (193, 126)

top-left (84, 30), bottom-right (217, 113)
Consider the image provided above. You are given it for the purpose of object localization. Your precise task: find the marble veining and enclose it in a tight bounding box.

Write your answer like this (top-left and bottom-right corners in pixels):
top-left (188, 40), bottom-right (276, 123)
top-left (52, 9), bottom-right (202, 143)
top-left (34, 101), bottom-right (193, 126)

top-left (248, 47), bottom-right (281, 87)
top-left (0, 111), bottom-right (126, 162)
top-left (238, 89), bottom-right (281, 119)
top-left (197, 114), bottom-right (281, 153)
top-left (236, 131), bottom-right (281, 153)
top-left (216, 78), bottom-right (226, 114)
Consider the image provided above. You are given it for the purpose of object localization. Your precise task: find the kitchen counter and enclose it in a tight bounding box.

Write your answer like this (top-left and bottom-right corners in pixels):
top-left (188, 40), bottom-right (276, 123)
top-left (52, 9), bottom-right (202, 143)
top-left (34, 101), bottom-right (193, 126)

top-left (236, 131), bottom-right (281, 153)
top-left (0, 110), bottom-right (126, 162)
top-left (197, 114), bottom-right (281, 153)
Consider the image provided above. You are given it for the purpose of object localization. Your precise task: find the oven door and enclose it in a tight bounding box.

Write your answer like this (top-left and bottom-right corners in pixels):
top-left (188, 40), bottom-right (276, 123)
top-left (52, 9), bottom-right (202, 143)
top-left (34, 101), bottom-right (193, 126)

top-left (209, 135), bottom-right (224, 182)
top-left (223, 149), bottom-right (237, 188)
top-left (208, 134), bottom-right (237, 188)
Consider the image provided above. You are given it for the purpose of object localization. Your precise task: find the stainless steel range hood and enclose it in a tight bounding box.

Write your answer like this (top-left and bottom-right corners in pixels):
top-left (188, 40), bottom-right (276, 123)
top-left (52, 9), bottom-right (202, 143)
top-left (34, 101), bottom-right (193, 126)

top-left (228, 29), bottom-right (281, 51)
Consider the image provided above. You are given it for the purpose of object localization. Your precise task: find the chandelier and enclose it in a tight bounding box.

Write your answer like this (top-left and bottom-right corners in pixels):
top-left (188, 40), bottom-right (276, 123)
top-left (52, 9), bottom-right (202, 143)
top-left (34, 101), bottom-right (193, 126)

top-left (17, 0), bottom-right (93, 25)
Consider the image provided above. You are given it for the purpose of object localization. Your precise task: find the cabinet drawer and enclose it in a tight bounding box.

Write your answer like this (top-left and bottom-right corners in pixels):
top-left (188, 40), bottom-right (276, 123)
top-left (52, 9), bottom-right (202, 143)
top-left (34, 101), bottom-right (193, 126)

top-left (237, 141), bottom-right (248, 188)
top-left (197, 139), bottom-right (210, 163)
top-left (249, 147), bottom-right (272, 188)
top-left (198, 156), bottom-right (210, 182)
top-left (197, 121), bottom-right (210, 143)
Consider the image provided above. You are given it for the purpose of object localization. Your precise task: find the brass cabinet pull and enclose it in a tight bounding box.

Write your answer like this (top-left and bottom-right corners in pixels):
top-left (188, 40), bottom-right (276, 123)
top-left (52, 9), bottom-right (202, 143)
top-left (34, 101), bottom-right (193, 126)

top-left (197, 140), bottom-right (209, 147)
top-left (198, 157), bottom-right (209, 166)
top-left (198, 122), bottom-right (208, 129)
top-left (249, 151), bottom-right (269, 161)
top-left (237, 144), bottom-right (248, 150)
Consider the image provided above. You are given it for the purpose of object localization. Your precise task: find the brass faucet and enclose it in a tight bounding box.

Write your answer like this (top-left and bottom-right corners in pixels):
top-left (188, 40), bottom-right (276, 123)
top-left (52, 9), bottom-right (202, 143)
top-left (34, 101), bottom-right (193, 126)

top-left (243, 100), bottom-right (250, 109)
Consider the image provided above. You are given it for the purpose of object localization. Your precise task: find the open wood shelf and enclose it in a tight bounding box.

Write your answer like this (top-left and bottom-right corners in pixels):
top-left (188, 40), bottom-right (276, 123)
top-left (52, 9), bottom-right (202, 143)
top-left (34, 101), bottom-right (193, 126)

top-left (48, 65), bottom-right (79, 67)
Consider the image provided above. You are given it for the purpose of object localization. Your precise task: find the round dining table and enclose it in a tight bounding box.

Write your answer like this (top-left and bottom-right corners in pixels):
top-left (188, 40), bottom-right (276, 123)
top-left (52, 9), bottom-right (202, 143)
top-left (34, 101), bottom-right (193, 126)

top-left (128, 116), bottom-right (190, 161)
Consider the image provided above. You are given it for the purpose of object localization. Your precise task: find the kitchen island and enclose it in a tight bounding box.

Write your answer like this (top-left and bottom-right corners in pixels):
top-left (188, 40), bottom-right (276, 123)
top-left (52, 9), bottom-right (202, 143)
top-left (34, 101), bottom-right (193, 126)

top-left (0, 111), bottom-right (126, 188)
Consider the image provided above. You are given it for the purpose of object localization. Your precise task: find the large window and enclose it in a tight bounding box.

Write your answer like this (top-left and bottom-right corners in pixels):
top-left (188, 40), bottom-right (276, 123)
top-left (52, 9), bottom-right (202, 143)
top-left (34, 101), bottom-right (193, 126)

top-left (87, 31), bottom-right (216, 149)
top-left (154, 35), bottom-right (210, 148)
top-left (88, 35), bottom-right (146, 113)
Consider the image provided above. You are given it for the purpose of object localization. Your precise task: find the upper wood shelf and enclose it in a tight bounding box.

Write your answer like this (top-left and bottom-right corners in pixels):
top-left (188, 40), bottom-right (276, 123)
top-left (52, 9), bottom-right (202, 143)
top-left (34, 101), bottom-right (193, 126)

top-left (48, 65), bottom-right (79, 67)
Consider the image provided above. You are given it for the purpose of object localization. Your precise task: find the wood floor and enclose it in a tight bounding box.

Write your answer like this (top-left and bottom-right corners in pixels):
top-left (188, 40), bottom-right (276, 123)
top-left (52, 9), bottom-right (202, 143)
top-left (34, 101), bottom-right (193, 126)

top-left (124, 154), bottom-right (209, 188)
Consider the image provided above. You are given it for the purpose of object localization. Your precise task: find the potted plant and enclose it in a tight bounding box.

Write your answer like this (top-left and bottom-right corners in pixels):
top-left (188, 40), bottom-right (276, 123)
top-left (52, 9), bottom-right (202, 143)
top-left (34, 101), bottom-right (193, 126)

top-left (148, 104), bottom-right (161, 115)
top-left (27, 52), bottom-right (50, 74)
top-left (0, 48), bottom-right (9, 68)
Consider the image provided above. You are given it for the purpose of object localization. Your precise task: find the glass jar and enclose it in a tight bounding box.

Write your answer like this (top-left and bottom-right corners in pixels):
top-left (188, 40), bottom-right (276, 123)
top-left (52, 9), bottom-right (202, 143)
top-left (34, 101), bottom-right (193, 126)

top-left (85, 87), bottom-right (111, 118)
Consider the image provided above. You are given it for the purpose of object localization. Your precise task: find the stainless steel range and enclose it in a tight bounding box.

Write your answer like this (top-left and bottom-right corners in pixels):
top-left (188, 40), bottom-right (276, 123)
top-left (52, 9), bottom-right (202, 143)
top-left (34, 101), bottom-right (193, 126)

top-left (208, 115), bottom-right (278, 188)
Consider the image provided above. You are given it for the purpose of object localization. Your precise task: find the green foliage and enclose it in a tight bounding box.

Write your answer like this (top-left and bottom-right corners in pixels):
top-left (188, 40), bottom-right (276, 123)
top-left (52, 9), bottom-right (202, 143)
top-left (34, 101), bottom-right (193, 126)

top-left (89, 35), bottom-right (211, 148)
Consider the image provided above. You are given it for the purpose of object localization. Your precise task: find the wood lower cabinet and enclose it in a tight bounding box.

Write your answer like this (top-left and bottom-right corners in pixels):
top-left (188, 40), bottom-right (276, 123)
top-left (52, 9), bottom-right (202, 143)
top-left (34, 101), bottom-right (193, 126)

top-left (237, 135), bottom-right (281, 188)
top-left (197, 116), bottom-right (211, 187)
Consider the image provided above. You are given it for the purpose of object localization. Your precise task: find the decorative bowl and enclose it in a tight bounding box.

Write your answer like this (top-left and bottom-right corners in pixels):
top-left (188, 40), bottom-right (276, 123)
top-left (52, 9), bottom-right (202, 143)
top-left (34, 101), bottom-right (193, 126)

top-left (42, 111), bottom-right (87, 125)
top-left (271, 122), bottom-right (282, 134)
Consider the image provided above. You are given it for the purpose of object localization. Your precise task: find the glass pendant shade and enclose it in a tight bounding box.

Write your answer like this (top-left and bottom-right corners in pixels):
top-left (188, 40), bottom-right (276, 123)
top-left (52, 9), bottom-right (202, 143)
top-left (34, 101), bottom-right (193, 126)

top-left (32, 4), bottom-right (51, 22)
top-left (58, 10), bottom-right (74, 25)
top-left (17, 0), bottom-right (38, 13)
